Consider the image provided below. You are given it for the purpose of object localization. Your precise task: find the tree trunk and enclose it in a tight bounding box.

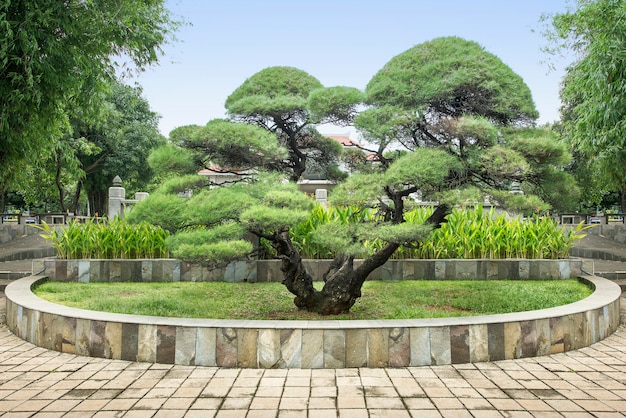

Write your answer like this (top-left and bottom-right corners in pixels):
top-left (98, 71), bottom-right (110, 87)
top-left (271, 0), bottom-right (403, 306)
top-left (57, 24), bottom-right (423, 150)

top-left (70, 180), bottom-right (84, 215)
top-left (275, 204), bottom-right (451, 315)
top-left (55, 158), bottom-right (67, 213)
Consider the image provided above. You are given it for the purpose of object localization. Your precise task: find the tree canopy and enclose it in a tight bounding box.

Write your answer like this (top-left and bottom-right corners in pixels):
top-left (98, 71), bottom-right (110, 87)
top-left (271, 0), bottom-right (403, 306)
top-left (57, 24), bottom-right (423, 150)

top-left (0, 0), bottom-right (180, 193)
top-left (545, 0), bottom-right (626, 210)
top-left (16, 80), bottom-right (164, 215)
top-left (223, 66), bottom-right (359, 182)
top-left (366, 36), bottom-right (539, 124)
top-left (131, 36), bottom-right (579, 315)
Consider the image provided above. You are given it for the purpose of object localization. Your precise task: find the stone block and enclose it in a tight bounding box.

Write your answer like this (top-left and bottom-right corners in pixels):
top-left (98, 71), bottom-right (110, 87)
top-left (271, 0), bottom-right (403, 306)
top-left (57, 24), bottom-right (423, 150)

top-left (62, 317), bottom-right (77, 355)
top-left (175, 326), bottom-right (197, 366)
top-left (237, 329), bottom-right (258, 368)
top-left (345, 329), bottom-right (367, 368)
top-left (367, 328), bottom-right (389, 367)
top-left (302, 329), bottom-right (323, 368)
top-left (89, 320), bottom-right (107, 358)
top-left (410, 327), bottom-right (431, 366)
top-left (518, 260), bottom-right (530, 280)
top-left (388, 327), bottom-right (410, 367)
top-left (67, 260), bottom-right (79, 282)
top-left (488, 323), bottom-right (505, 361)
top-left (43, 259), bottom-right (57, 280)
top-left (156, 325), bottom-right (176, 364)
top-left (121, 323), bottom-right (138, 361)
top-left (55, 260), bottom-right (68, 281)
top-left (141, 260), bottom-right (153, 282)
top-left (535, 318), bottom-right (551, 356)
top-left (469, 324), bottom-right (489, 363)
top-left (105, 322), bottom-right (122, 360)
top-left (69, 260), bottom-right (80, 282)
top-left (520, 320), bottom-right (537, 358)
top-left (504, 322), bottom-right (522, 359)
top-left (280, 329), bottom-right (302, 368)
top-left (550, 317), bottom-right (564, 354)
top-left (454, 261), bottom-right (477, 279)
top-left (562, 315), bottom-right (574, 352)
top-left (434, 260), bottom-right (446, 280)
top-left (258, 329), bottom-right (280, 368)
top-left (323, 329), bottom-right (345, 368)
top-left (137, 324), bottom-right (157, 362)
top-left (109, 260), bottom-right (121, 281)
top-left (571, 313), bottom-right (586, 350)
top-left (216, 327), bottom-right (237, 367)
top-left (75, 318), bottom-right (90, 356)
top-left (450, 325), bottom-right (470, 364)
top-left (558, 261), bottom-right (571, 279)
top-left (485, 260), bottom-right (500, 279)
top-left (429, 327), bottom-right (450, 365)
top-left (196, 327), bottom-right (217, 366)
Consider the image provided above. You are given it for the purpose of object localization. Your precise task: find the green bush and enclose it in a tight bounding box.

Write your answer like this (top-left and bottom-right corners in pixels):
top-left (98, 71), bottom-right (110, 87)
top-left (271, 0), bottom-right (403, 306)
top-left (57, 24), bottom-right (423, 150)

top-left (36, 218), bottom-right (169, 259)
top-left (291, 205), bottom-right (587, 260)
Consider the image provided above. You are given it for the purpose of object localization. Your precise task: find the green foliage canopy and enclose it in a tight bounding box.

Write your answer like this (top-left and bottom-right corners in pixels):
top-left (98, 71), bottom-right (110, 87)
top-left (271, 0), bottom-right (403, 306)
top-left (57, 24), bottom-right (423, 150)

top-left (366, 36), bottom-right (539, 124)
top-left (545, 0), bottom-right (626, 210)
top-left (0, 0), bottom-right (180, 190)
top-left (223, 66), bottom-right (358, 182)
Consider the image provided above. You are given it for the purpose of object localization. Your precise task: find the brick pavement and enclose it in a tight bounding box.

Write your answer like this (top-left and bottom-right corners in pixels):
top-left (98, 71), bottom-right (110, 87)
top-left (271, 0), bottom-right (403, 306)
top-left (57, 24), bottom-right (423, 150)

top-left (2, 231), bottom-right (626, 416)
top-left (2, 321), bottom-right (626, 417)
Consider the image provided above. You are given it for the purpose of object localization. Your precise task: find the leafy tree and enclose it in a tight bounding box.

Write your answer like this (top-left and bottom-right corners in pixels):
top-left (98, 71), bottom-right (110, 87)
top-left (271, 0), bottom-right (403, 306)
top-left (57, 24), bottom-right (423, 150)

top-left (24, 81), bottom-right (164, 215)
top-left (131, 37), bottom-right (574, 315)
top-left (0, 0), bottom-right (180, 198)
top-left (544, 0), bottom-right (626, 211)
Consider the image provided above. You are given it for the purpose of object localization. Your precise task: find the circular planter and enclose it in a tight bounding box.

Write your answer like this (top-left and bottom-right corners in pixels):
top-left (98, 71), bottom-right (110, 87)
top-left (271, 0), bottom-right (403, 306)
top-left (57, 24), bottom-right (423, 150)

top-left (5, 273), bottom-right (621, 368)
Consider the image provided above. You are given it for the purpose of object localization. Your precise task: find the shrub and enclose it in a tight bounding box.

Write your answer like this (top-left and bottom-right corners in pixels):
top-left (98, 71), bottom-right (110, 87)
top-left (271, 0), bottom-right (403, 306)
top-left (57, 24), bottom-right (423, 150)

top-left (36, 218), bottom-right (169, 259)
top-left (291, 205), bottom-right (587, 260)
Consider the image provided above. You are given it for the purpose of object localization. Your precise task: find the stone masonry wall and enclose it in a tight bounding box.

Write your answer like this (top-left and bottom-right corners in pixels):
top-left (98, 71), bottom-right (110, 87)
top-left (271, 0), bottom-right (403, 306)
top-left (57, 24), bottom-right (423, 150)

top-left (42, 258), bottom-right (587, 283)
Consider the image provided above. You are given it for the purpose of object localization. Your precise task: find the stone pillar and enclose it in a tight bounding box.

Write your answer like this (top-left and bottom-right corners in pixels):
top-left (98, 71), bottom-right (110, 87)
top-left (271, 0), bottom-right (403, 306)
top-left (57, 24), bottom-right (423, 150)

top-left (315, 189), bottom-right (328, 208)
top-left (135, 192), bottom-right (149, 201)
top-left (108, 176), bottom-right (125, 219)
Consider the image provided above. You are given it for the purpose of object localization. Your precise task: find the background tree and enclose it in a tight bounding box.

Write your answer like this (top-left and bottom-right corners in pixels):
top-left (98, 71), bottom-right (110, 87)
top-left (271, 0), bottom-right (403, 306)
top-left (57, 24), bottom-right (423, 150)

top-left (0, 0), bottom-right (180, 200)
top-left (544, 0), bottom-right (626, 211)
top-left (21, 81), bottom-right (164, 215)
top-left (131, 37), bottom-right (574, 315)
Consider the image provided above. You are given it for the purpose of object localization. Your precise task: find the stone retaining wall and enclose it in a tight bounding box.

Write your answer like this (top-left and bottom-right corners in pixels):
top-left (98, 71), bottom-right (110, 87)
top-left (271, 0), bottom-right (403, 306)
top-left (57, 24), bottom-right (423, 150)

top-left (5, 275), bottom-right (621, 368)
top-left (41, 258), bottom-right (590, 283)
top-left (0, 224), bottom-right (39, 245)
top-left (587, 224), bottom-right (626, 245)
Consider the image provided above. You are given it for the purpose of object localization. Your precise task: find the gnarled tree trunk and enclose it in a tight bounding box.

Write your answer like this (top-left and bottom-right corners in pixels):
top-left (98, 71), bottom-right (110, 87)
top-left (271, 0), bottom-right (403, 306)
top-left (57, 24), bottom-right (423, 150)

top-left (272, 204), bottom-right (450, 315)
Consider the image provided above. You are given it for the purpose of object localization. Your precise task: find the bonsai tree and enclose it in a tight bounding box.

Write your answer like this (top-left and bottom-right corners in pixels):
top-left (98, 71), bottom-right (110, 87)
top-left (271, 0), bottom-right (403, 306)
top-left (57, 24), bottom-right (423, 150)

top-left (156, 66), bottom-right (364, 184)
top-left (130, 37), bottom-right (577, 315)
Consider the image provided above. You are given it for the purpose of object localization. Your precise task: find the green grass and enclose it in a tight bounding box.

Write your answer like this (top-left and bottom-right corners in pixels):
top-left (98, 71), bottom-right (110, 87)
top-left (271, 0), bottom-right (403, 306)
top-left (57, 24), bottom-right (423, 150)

top-left (33, 279), bottom-right (593, 320)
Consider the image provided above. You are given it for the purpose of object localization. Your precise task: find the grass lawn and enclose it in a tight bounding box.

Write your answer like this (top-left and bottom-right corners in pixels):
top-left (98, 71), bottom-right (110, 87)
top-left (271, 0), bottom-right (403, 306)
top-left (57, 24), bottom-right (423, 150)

top-left (33, 279), bottom-right (593, 320)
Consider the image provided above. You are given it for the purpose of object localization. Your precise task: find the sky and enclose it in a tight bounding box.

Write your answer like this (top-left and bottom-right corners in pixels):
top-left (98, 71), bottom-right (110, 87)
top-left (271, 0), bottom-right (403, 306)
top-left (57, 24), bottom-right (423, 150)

top-left (133, 0), bottom-right (575, 137)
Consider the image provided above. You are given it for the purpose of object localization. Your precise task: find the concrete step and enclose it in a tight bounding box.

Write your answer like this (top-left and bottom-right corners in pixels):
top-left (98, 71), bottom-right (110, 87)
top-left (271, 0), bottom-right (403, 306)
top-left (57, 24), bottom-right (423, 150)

top-left (0, 271), bottom-right (31, 282)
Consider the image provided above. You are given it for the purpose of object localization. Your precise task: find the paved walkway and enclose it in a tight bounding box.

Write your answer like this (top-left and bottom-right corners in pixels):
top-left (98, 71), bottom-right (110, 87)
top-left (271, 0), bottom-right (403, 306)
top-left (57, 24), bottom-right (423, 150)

top-left (2, 230), bottom-right (626, 416)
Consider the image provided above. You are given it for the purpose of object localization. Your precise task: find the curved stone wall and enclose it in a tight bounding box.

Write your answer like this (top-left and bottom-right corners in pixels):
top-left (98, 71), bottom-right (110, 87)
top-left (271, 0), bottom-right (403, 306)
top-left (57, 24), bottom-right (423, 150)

top-left (6, 274), bottom-right (621, 368)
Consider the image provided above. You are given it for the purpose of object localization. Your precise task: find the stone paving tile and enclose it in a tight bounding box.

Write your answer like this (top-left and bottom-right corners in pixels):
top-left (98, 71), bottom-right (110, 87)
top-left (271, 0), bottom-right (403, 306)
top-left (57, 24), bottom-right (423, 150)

top-left (3, 325), bottom-right (626, 416)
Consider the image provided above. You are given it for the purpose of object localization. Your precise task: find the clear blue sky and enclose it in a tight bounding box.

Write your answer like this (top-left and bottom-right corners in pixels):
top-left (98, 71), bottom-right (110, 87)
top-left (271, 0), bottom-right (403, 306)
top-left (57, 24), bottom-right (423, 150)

top-left (134, 0), bottom-right (574, 137)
